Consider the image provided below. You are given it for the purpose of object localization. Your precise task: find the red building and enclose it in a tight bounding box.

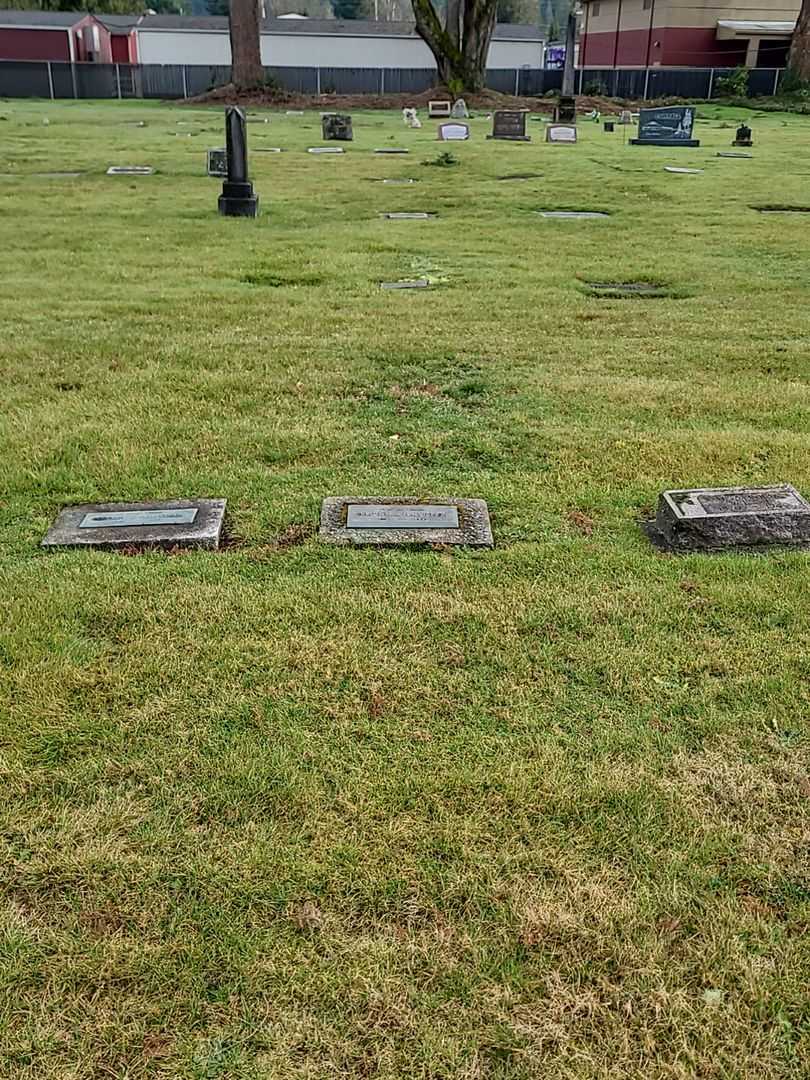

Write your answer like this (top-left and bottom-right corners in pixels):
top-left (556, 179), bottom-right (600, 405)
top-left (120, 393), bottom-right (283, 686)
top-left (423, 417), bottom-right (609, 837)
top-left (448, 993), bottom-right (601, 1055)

top-left (0, 10), bottom-right (139, 65)
top-left (579, 0), bottom-right (796, 69)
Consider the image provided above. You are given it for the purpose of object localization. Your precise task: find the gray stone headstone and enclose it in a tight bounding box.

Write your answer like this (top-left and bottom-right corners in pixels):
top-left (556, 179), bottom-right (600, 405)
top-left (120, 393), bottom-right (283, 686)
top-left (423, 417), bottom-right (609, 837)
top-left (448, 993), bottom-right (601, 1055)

top-left (451, 98), bottom-right (469, 119)
top-left (322, 113), bottom-right (353, 141)
top-left (653, 485), bottom-right (810, 551)
top-left (428, 100), bottom-right (452, 119)
top-left (546, 124), bottom-right (577, 144)
top-left (41, 499), bottom-right (227, 551)
top-left (437, 122), bottom-right (469, 141)
top-left (320, 497), bottom-right (493, 547)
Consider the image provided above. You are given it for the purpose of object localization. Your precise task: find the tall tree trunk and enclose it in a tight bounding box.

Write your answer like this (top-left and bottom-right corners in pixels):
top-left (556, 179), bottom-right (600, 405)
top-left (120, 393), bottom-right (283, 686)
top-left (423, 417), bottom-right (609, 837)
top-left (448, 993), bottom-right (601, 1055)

top-left (789, 0), bottom-right (810, 82)
top-left (412, 0), bottom-right (497, 93)
top-left (229, 0), bottom-right (264, 89)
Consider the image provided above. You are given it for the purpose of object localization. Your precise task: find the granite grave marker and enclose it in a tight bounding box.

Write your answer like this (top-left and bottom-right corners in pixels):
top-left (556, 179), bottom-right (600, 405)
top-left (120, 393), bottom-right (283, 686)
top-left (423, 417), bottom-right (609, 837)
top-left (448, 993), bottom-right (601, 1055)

top-left (437, 122), bottom-right (469, 141)
top-left (322, 113), bottom-right (353, 141)
top-left (320, 497), bottom-right (493, 547)
top-left (488, 110), bottom-right (530, 142)
top-left (546, 124), bottom-right (577, 144)
top-left (218, 106), bottom-right (259, 217)
top-left (428, 100), bottom-right (452, 118)
top-left (42, 499), bottom-right (227, 551)
top-left (631, 106), bottom-right (699, 147)
top-left (652, 485), bottom-right (810, 551)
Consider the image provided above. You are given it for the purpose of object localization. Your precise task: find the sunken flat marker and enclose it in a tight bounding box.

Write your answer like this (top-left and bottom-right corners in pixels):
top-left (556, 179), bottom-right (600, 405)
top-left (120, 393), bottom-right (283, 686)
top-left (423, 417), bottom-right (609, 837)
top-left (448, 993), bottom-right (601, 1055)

top-left (652, 485), bottom-right (810, 551)
top-left (320, 497), bottom-right (493, 547)
top-left (41, 499), bottom-right (226, 551)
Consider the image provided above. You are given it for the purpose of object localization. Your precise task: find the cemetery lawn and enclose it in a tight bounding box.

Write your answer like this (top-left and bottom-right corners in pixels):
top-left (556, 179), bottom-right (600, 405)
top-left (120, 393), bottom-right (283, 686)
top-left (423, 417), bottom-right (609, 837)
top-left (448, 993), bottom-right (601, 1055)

top-left (2, 98), bottom-right (810, 1080)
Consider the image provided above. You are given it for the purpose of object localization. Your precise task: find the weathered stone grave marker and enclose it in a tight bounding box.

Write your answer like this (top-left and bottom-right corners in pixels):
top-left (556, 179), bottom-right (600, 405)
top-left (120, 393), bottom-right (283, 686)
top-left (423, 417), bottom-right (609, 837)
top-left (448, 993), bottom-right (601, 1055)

top-left (664, 166), bottom-right (703, 174)
top-left (428, 100), bottom-right (452, 119)
top-left (107, 165), bottom-right (154, 175)
top-left (631, 106), bottom-right (699, 147)
top-left (717, 151), bottom-right (752, 159)
top-left (374, 147), bottom-right (409, 154)
top-left (538, 210), bottom-right (608, 219)
top-left (488, 110), bottom-right (530, 142)
top-left (308, 147), bottom-right (345, 154)
top-left (380, 279), bottom-right (430, 289)
top-left (41, 499), bottom-right (227, 551)
top-left (381, 212), bottom-right (435, 219)
top-left (437, 122), bottom-right (469, 141)
top-left (546, 125), bottom-right (577, 144)
top-left (651, 485), bottom-right (810, 551)
top-left (207, 147), bottom-right (227, 178)
top-left (218, 106), bottom-right (259, 217)
top-left (322, 113), bottom-right (353, 141)
top-left (451, 98), bottom-right (469, 118)
top-left (320, 497), bottom-right (493, 547)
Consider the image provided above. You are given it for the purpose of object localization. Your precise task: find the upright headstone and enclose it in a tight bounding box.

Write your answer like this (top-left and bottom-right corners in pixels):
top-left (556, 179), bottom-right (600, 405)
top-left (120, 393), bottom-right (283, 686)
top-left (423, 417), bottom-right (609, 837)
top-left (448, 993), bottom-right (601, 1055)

top-left (437, 122), bottom-right (469, 141)
top-left (618, 109), bottom-right (633, 125)
top-left (733, 122), bottom-right (753, 147)
top-left (322, 113), bottom-right (353, 141)
top-left (218, 107), bottom-right (259, 217)
top-left (428, 100), bottom-right (452, 119)
top-left (546, 124), bottom-right (577, 144)
top-left (487, 110), bottom-right (530, 142)
top-left (207, 147), bottom-right (227, 178)
top-left (630, 106), bottom-right (699, 147)
top-left (451, 98), bottom-right (469, 119)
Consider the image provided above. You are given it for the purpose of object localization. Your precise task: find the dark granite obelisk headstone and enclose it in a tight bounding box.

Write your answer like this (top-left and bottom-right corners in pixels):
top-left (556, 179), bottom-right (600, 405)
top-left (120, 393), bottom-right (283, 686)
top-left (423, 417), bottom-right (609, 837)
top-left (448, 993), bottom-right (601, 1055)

top-left (218, 106), bottom-right (259, 218)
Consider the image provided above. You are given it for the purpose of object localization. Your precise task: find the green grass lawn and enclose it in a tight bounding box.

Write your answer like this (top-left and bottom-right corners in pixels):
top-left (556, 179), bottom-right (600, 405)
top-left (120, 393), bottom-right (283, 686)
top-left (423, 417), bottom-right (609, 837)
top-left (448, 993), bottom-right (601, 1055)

top-left (1, 97), bottom-right (809, 1079)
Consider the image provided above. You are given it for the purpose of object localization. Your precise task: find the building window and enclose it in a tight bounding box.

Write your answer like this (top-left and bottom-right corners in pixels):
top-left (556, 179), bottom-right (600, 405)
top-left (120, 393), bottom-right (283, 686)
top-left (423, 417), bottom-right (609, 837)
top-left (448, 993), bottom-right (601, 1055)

top-left (643, 0), bottom-right (652, 8)
top-left (592, 1), bottom-right (600, 14)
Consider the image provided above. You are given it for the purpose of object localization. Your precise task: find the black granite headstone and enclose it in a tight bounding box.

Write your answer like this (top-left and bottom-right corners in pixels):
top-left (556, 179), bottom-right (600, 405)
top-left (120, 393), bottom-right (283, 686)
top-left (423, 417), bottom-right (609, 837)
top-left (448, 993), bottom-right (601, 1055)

top-left (322, 113), bottom-right (353, 141)
top-left (218, 107), bottom-right (259, 218)
top-left (733, 123), bottom-right (753, 147)
top-left (555, 96), bottom-right (577, 123)
top-left (487, 110), bottom-right (530, 142)
top-left (630, 106), bottom-right (699, 147)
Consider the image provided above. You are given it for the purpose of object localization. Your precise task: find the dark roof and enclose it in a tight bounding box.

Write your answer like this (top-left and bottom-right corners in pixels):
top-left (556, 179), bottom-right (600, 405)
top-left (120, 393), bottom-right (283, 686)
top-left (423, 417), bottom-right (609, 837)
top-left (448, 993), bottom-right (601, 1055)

top-left (138, 14), bottom-right (543, 40)
top-left (96, 14), bottom-right (142, 30)
top-left (0, 10), bottom-right (85, 28)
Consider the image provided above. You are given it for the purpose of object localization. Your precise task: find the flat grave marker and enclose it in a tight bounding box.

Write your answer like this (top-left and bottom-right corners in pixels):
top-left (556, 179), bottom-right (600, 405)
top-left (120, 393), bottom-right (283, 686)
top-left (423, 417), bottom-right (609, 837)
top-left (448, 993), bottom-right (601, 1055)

top-left (717, 151), bottom-right (752, 158)
top-left (651, 485), bottom-right (810, 551)
top-left (379, 177), bottom-right (417, 184)
top-left (538, 210), bottom-right (608, 219)
top-left (107, 165), bottom-right (154, 175)
top-left (381, 212), bottom-right (435, 219)
top-left (374, 147), bottom-right (409, 154)
top-left (308, 147), bottom-right (345, 154)
top-left (664, 166), bottom-right (703, 174)
top-left (253, 147), bottom-right (283, 153)
top-left (380, 279), bottom-right (430, 289)
top-left (41, 499), bottom-right (227, 551)
top-left (320, 496), bottom-right (493, 547)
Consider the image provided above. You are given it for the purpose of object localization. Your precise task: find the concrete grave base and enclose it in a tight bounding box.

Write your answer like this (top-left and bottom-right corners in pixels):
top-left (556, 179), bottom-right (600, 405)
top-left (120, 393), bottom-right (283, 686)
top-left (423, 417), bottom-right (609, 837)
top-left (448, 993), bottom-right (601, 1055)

top-left (320, 496), bottom-right (493, 547)
top-left (42, 499), bottom-right (227, 551)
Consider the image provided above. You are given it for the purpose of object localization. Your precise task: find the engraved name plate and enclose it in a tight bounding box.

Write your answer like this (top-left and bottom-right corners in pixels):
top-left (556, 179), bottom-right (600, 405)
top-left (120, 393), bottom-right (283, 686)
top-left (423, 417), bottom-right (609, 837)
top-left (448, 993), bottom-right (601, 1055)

top-left (79, 508), bottom-right (199, 529)
top-left (346, 504), bottom-right (459, 529)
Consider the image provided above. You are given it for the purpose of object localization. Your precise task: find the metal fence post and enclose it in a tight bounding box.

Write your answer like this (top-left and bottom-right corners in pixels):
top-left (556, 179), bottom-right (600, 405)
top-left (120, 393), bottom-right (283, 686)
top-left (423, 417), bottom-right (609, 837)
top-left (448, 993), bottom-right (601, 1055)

top-left (514, 68), bottom-right (519, 95)
top-left (774, 68), bottom-right (781, 95)
top-left (316, 66), bottom-right (321, 94)
top-left (643, 66), bottom-right (650, 99)
top-left (70, 61), bottom-right (78, 99)
top-left (115, 63), bottom-right (121, 99)
top-left (182, 65), bottom-right (188, 99)
top-left (47, 60), bottom-right (54, 100)
top-left (380, 67), bottom-right (384, 94)
top-left (707, 68), bottom-right (714, 99)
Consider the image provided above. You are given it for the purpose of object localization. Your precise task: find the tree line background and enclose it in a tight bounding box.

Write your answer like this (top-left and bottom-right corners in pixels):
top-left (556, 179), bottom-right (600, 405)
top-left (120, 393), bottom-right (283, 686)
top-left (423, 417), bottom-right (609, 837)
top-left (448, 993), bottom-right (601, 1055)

top-left (0, 0), bottom-right (574, 40)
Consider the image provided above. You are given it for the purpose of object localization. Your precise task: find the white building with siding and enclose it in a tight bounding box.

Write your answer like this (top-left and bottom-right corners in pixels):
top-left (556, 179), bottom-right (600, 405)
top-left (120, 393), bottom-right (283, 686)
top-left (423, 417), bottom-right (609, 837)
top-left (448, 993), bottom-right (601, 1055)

top-left (135, 16), bottom-right (544, 70)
